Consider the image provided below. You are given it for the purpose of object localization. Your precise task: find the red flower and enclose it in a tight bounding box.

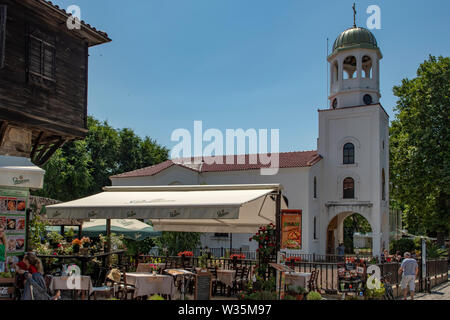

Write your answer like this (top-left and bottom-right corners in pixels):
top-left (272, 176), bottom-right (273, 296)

top-left (52, 252), bottom-right (57, 255)
top-left (57, 244), bottom-right (62, 248)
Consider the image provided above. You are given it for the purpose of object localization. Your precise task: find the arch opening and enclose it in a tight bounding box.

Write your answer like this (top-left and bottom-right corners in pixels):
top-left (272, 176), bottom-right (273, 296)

top-left (326, 212), bottom-right (373, 255)
top-left (343, 55), bottom-right (357, 79)
top-left (362, 55), bottom-right (373, 78)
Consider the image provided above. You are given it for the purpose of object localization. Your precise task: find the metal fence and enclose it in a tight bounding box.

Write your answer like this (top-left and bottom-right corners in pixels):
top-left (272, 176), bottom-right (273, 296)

top-left (136, 255), bottom-right (257, 271)
top-left (284, 258), bottom-right (448, 295)
top-left (148, 247), bottom-right (257, 260)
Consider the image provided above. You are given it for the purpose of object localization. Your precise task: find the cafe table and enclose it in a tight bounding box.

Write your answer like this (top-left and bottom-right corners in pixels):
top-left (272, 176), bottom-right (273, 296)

top-left (216, 269), bottom-right (236, 288)
top-left (284, 272), bottom-right (312, 289)
top-left (164, 269), bottom-right (194, 300)
top-left (49, 275), bottom-right (93, 300)
top-left (125, 272), bottom-right (175, 299)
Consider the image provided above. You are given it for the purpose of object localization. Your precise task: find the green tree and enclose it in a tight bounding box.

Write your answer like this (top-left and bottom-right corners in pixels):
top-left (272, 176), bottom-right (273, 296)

top-left (35, 116), bottom-right (169, 201)
top-left (155, 232), bottom-right (202, 256)
top-left (85, 117), bottom-right (120, 194)
top-left (37, 140), bottom-right (93, 201)
top-left (390, 55), bottom-right (450, 245)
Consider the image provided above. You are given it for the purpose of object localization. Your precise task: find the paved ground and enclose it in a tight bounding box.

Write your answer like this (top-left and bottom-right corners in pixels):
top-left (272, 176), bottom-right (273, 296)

top-left (399, 272), bottom-right (450, 300)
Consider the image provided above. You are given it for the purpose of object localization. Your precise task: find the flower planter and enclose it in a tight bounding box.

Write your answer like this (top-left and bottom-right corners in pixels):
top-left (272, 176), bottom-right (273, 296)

top-left (296, 294), bottom-right (304, 300)
top-left (80, 248), bottom-right (89, 256)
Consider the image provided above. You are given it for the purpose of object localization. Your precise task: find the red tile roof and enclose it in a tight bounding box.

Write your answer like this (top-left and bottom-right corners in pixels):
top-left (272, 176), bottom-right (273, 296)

top-left (111, 151), bottom-right (322, 179)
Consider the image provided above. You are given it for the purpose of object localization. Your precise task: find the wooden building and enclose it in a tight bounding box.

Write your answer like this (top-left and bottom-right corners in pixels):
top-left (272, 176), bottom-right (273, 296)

top-left (0, 0), bottom-right (110, 164)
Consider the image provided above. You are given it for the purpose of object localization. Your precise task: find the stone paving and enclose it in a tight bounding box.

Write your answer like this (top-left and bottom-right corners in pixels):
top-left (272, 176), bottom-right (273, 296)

top-left (399, 272), bottom-right (450, 300)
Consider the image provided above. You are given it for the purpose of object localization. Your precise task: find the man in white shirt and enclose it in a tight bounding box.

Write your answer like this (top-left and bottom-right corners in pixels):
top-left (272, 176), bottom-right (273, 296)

top-left (398, 252), bottom-right (419, 300)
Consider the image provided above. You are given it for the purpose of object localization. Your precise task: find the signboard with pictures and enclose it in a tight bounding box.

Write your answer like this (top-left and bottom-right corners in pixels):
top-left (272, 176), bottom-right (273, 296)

top-left (0, 187), bottom-right (29, 271)
top-left (280, 210), bottom-right (302, 250)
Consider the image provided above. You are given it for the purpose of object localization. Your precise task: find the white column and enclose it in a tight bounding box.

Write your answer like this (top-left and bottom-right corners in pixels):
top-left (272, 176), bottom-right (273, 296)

top-left (356, 53), bottom-right (362, 79)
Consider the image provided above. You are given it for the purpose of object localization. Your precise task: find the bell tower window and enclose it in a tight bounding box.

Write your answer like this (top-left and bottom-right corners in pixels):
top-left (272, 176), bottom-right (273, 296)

top-left (343, 177), bottom-right (355, 199)
top-left (362, 55), bottom-right (373, 78)
top-left (343, 55), bottom-right (357, 79)
top-left (343, 143), bottom-right (355, 164)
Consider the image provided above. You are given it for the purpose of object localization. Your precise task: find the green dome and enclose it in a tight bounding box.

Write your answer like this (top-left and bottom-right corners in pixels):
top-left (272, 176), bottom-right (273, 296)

top-left (331, 27), bottom-right (380, 56)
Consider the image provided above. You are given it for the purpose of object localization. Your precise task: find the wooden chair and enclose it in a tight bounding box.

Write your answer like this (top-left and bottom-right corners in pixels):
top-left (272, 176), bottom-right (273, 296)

top-left (136, 263), bottom-right (152, 273)
top-left (89, 267), bottom-right (114, 300)
top-left (232, 267), bottom-right (244, 294)
top-left (116, 268), bottom-right (136, 300)
top-left (308, 269), bottom-right (319, 292)
top-left (207, 267), bottom-right (219, 295)
top-left (164, 258), bottom-right (176, 270)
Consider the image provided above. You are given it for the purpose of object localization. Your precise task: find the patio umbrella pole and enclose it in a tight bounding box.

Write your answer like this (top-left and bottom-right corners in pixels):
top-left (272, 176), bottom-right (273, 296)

top-left (106, 219), bottom-right (111, 266)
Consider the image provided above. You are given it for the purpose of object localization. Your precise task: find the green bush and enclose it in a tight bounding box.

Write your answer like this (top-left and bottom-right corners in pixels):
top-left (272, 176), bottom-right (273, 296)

top-left (306, 291), bottom-right (322, 300)
top-left (148, 294), bottom-right (165, 300)
top-left (390, 238), bottom-right (415, 255)
top-left (365, 281), bottom-right (385, 300)
top-left (248, 291), bottom-right (277, 300)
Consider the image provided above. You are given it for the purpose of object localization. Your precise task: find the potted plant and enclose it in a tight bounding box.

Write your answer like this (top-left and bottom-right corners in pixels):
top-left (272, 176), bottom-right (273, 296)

top-left (198, 254), bottom-right (209, 270)
top-left (292, 286), bottom-right (307, 300)
top-left (72, 238), bottom-right (82, 254)
top-left (148, 263), bottom-right (158, 275)
top-left (47, 231), bottom-right (63, 249)
top-left (80, 237), bottom-right (91, 255)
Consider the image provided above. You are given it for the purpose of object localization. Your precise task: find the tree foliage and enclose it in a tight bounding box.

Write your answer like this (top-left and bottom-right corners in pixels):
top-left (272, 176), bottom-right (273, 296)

top-left (390, 55), bottom-right (450, 244)
top-left (35, 115), bottom-right (169, 201)
top-left (155, 232), bottom-right (202, 256)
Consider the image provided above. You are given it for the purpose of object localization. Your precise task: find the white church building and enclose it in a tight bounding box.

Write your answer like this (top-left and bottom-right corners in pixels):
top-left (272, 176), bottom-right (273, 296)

top-left (110, 25), bottom-right (390, 259)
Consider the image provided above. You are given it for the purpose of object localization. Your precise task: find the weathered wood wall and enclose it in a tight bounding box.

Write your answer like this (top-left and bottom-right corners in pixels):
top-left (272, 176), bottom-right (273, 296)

top-left (0, 0), bottom-right (89, 138)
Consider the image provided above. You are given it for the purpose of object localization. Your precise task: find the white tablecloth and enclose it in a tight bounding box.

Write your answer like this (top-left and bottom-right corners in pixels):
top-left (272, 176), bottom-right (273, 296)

top-left (49, 276), bottom-right (93, 294)
top-left (125, 272), bottom-right (175, 298)
top-left (285, 272), bottom-right (312, 289)
top-left (216, 270), bottom-right (236, 287)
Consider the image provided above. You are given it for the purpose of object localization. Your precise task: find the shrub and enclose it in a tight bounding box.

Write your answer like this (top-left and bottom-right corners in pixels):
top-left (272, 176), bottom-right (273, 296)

top-left (148, 294), bottom-right (165, 300)
top-left (365, 281), bottom-right (385, 300)
top-left (251, 291), bottom-right (277, 300)
top-left (306, 291), bottom-right (322, 300)
top-left (390, 238), bottom-right (415, 255)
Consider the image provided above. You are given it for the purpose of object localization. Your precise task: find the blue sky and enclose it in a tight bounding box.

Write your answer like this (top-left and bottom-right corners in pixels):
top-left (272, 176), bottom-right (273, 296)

top-left (53, 0), bottom-right (449, 154)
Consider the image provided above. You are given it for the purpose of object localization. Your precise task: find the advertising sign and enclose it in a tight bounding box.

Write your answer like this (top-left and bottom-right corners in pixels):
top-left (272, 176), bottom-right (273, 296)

top-left (0, 187), bottom-right (29, 269)
top-left (280, 210), bottom-right (302, 250)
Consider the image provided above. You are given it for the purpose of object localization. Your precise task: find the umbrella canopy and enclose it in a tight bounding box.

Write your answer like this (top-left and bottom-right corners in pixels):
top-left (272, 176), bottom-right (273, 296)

top-left (82, 219), bottom-right (161, 240)
top-left (47, 219), bottom-right (161, 241)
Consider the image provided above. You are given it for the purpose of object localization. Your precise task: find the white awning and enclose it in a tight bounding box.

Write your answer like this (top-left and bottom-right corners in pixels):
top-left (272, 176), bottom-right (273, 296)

top-left (0, 156), bottom-right (45, 189)
top-left (46, 185), bottom-right (285, 233)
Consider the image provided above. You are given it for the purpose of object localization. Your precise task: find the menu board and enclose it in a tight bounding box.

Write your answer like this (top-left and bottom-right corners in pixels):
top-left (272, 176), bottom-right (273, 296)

top-left (194, 271), bottom-right (212, 300)
top-left (280, 210), bottom-right (302, 250)
top-left (0, 187), bottom-right (29, 267)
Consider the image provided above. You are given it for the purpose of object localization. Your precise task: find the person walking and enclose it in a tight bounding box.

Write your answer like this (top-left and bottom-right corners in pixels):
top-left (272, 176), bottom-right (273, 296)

top-left (398, 252), bottom-right (419, 300)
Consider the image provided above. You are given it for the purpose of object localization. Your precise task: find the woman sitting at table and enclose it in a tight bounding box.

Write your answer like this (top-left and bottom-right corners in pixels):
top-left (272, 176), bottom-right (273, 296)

top-left (14, 253), bottom-right (39, 292)
top-left (21, 257), bottom-right (61, 300)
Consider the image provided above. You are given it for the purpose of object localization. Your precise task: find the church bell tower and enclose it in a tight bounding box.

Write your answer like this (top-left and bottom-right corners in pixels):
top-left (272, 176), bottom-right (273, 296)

top-left (327, 8), bottom-right (383, 109)
top-left (317, 6), bottom-right (390, 259)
